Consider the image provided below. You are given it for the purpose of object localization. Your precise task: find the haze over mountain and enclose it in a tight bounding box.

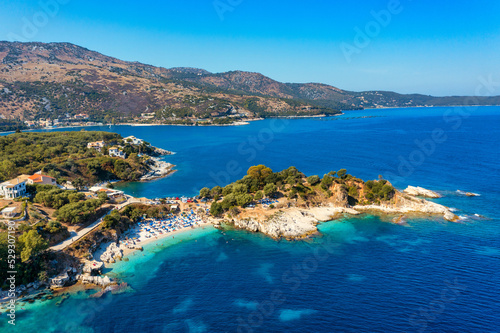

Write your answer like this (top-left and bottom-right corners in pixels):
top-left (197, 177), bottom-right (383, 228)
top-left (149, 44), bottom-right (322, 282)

top-left (0, 41), bottom-right (499, 128)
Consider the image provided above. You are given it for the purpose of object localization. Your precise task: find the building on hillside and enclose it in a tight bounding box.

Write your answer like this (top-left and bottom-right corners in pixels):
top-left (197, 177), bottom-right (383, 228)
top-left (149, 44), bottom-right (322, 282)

top-left (1, 207), bottom-right (17, 218)
top-left (74, 113), bottom-right (89, 120)
top-left (28, 172), bottom-right (57, 186)
top-left (0, 177), bottom-right (27, 199)
top-left (87, 141), bottom-right (106, 152)
top-left (123, 136), bottom-right (144, 145)
top-left (89, 186), bottom-right (125, 201)
top-left (140, 112), bottom-right (155, 119)
top-left (109, 147), bottom-right (126, 159)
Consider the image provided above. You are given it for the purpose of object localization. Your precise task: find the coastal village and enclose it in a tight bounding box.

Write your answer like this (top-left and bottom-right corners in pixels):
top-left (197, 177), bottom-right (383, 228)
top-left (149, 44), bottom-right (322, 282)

top-left (0, 132), bottom-right (182, 302)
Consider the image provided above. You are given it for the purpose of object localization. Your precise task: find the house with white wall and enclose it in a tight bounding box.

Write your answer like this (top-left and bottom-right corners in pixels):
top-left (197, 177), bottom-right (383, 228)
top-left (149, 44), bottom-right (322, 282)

top-left (87, 141), bottom-right (106, 152)
top-left (123, 136), bottom-right (144, 145)
top-left (109, 147), bottom-right (126, 159)
top-left (0, 177), bottom-right (28, 199)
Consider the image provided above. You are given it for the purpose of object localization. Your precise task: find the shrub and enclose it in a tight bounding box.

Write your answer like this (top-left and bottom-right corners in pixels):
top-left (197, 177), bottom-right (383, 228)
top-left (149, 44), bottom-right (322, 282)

top-left (210, 202), bottom-right (223, 217)
top-left (263, 183), bottom-right (277, 197)
top-left (307, 175), bottom-right (320, 186)
top-left (236, 194), bottom-right (253, 207)
top-left (254, 191), bottom-right (263, 201)
top-left (210, 186), bottom-right (222, 198)
top-left (199, 187), bottom-right (210, 198)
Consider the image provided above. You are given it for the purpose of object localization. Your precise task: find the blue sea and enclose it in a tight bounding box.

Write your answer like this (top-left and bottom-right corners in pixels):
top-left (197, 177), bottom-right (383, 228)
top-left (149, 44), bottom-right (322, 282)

top-left (2, 106), bottom-right (499, 332)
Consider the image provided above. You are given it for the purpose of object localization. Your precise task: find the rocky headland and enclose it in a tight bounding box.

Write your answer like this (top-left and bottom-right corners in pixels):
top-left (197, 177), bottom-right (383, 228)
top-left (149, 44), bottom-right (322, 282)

top-left (223, 191), bottom-right (457, 240)
top-left (207, 166), bottom-right (459, 240)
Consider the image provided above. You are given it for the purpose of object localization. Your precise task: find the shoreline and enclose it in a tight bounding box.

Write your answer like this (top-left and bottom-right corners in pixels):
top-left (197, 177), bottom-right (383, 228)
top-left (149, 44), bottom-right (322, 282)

top-left (363, 104), bottom-right (500, 110)
top-left (118, 221), bottom-right (213, 258)
top-left (2, 104), bottom-right (499, 134)
top-left (0, 189), bottom-right (467, 306)
top-left (95, 210), bottom-right (214, 265)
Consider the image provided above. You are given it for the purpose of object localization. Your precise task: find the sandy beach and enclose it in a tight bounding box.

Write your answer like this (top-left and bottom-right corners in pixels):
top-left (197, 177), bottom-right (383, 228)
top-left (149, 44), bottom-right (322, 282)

top-left (121, 221), bottom-right (213, 257)
top-left (97, 211), bottom-right (214, 263)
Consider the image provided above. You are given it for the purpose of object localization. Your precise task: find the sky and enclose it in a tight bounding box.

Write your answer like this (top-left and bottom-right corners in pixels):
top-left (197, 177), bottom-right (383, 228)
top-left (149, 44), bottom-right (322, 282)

top-left (1, 0), bottom-right (499, 96)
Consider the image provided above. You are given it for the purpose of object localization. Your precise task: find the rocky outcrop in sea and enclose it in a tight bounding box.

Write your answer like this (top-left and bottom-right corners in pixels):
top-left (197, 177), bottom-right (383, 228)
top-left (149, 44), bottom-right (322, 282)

top-left (403, 186), bottom-right (441, 198)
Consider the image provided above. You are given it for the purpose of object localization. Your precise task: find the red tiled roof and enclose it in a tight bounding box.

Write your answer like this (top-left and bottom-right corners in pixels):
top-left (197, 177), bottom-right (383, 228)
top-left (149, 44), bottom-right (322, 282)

top-left (28, 174), bottom-right (55, 182)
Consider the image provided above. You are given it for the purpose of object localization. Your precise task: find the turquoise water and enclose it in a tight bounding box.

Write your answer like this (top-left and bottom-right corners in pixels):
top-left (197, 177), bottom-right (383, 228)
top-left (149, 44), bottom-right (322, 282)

top-left (1, 106), bottom-right (499, 332)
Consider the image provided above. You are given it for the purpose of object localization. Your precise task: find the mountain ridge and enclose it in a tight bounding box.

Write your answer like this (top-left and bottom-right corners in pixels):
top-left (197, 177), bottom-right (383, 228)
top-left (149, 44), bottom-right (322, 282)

top-left (0, 41), bottom-right (498, 130)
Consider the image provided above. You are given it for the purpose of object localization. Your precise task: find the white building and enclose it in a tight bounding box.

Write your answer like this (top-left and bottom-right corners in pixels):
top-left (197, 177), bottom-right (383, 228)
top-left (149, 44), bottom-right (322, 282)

top-left (1, 207), bottom-right (17, 218)
top-left (109, 147), bottom-right (126, 159)
top-left (87, 141), bottom-right (106, 152)
top-left (0, 177), bottom-right (27, 199)
top-left (123, 136), bottom-right (144, 145)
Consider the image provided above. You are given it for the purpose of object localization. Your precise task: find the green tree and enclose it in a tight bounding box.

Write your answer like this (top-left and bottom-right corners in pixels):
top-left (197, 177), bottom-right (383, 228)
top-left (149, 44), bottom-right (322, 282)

top-left (321, 174), bottom-right (334, 190)
top-left (236, 194), bottom-right (253, 207)
top-left (210, 202), bottom-right (223, 217)
top-left (102, 210), bottom-right (121, 229)
top-left (38, 271), bottom-right (49, 283)
top-left (337, 169), bottom-right (347, 179)
top-left (254, 191), bottom-right (264, 201)
top-left (18, 230), bottom-right (48, 262)
top-left (97, 192), bottom-right (108, 202)
top-left (348, 186), bottom-right (358, 198)
top-left (307, 175), bottom-right (320, 185)
top-left (73, 177), bottom-right (86, 191)
top-left (232, 184), bottom-right (248, 195)
top-left (0, 160), bottom-right (16, 181)
top-left (263, 183), bottom-right (277, 197)
top-left (68, 192), bottom-right (85, 203)
top-left (247, 165), bottom-right (273, 184)
top-left (130, 208), bottom-right (143, 222)
top-left (86, 159), bottom-right (102, 176)
top-left (199, 187), bottom-right (210, 198)
top-left (0, 233), bottom-right (9, 284)
top-left (222, 184), bottom-right (233, 196)
top-left (210, 186), bottom-right (222, 198)
top-left (221, 193), bottom-right (237, 210)
top-left (381, 184), bottom-right (395, 199)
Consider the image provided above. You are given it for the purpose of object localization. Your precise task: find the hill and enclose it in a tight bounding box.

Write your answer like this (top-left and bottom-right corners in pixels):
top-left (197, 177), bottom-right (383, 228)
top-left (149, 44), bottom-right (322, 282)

top-left (0, 131), bottom-right (162, 184)
top-left (0, 42), bottom-right (341, 130)
top-left (0, 41), bottom-right (499, 131)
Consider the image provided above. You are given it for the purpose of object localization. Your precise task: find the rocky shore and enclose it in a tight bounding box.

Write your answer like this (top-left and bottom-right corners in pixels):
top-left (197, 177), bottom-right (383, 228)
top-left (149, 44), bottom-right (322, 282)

top-left (353, 192), bottom-right (457, 221)
top-left (224, 190), bottom-right (458, 240)
top-left (229, 206), bottom-right (360, 240)
top-left (403, 185), bottom-right (442, 198)
top-left (152, 147), bottom-right (173, 156)
top-left (141, 157), bottom-right (175, 181)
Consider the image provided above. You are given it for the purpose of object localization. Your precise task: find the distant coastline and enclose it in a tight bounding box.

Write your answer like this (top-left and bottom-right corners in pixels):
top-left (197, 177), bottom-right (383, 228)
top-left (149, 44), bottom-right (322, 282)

top-left (5, 104), bottom-right (500, 134)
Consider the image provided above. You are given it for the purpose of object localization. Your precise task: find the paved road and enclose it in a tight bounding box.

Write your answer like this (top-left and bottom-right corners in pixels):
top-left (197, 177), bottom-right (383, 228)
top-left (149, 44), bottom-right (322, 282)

top-left (49, 197), bottom-right (141, 251)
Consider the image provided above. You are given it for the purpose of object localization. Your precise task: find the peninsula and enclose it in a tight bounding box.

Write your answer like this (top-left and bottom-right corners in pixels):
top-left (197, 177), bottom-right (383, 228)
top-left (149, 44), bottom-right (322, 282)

top-left (0, 161), bottom-right (460, 306)
top-left (202, 165), bottom-right (457, 239)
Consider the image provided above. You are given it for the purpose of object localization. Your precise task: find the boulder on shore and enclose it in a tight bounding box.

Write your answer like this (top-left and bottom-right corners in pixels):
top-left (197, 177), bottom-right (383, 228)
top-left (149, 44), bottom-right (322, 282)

top-left (404, 186), bottom-right (441, 198)
top-left (83, 260), bottom-right (104, 274)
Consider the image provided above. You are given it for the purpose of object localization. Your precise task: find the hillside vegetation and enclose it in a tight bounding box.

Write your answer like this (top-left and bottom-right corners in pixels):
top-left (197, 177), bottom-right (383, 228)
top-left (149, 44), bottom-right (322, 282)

top-left (2, 42), bottom-right (497, 131)
top-left (203, 165), bottom-right (395, 217)
top-left (0, 131), bottom-right (149, 184)
top-left (0, 42), bottom-right (342, 130)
